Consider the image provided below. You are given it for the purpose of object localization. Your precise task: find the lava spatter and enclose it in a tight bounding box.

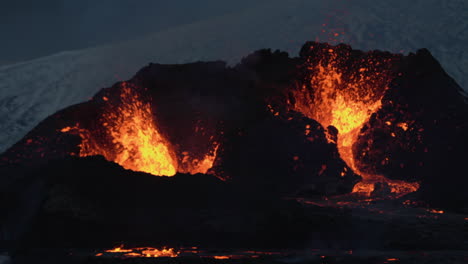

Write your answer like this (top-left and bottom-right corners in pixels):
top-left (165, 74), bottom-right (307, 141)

top-left (291, 44), bottom-right (419, 197)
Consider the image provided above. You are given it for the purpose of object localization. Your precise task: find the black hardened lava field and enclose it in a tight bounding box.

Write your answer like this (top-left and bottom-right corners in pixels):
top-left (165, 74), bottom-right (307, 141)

top-left (1, 42), bottom-right (467, 263)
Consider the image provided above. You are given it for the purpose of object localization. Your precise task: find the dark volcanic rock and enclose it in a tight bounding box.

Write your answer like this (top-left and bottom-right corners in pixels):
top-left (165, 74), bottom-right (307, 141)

top-left (18, 156), bottom-right (467, 252)
top-left (215, 112), bottom-right (359, 196)
top-left (20, 156), bottom-right (317, 249)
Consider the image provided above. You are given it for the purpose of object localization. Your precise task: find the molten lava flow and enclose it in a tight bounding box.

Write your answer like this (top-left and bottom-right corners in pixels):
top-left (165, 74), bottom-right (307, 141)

top-left (96, 246), bottom-right (283, 259)
top-left (100, 245), bottom-right (179, 258)
top-left (292, 47), bottom-right (418, 197)
top-left (61, 83), bottom-right (218, 176)
top-left (140, 247), bottom-right (179, 258)
top-left (105, 246), bottom-right (132, 253)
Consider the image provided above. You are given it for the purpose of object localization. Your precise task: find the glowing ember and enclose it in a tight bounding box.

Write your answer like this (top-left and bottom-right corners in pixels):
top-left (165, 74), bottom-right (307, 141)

top-left (427, 209), bottom-right (444, 214)
top-left (61, 83), bottom-right (217, 176)
top-left (397, 122), bottom-right (409, 131)
top-left (292, 46), bottom-right (419, 197)
top-left (213, 256), bottom-right (230, 259)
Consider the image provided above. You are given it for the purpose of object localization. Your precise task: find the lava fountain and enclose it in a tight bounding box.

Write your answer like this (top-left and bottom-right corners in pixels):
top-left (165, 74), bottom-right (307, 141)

top-left (291, 45), bottom-right (419, 197)
top-left (61, 82), bottom-right (218, 176)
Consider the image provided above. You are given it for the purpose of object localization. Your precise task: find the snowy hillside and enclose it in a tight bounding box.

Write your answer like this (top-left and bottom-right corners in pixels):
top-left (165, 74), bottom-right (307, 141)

top-left (1, 0), bottom-right (467, 153)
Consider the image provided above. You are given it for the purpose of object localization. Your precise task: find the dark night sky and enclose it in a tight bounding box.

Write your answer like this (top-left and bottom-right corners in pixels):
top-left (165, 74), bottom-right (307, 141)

top-left (0, 0), bottom-right (266, 64)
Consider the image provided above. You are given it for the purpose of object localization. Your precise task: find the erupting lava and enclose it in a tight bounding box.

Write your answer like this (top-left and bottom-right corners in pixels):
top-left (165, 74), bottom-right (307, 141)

top-left (292, 46), bottom-right (419, 197)
top-left (61, 83), bottom-right (218, 176)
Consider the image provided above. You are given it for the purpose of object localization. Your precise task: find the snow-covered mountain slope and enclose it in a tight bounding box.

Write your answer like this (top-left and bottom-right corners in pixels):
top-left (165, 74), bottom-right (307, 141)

top-left (1, 0), bottom-right (467, 153)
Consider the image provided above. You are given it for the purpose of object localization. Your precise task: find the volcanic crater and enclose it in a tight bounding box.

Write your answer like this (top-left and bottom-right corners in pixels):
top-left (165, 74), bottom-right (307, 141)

top-left (1, 41), bottom-right (467, 263)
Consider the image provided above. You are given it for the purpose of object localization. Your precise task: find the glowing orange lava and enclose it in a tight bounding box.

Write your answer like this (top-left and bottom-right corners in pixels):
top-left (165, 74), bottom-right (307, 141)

top-left (100, 245), bottom-right (178, 258)
top-left (105, 246), bottom-right (132, 253)
top-left (292, 47), bottom-right (418, 197)
top-left (427, 209), bottom-right (444, 214)
top-left (140, 248), bottom-right (179, 258)
top-left (213, 256), bottom-right (230, 260)
top-left (96, 246), bottom-right (283, 259)
top-left (61, 83), bottom-right (218, 176)
top-left (178, 143), bottom-right (219, 175)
